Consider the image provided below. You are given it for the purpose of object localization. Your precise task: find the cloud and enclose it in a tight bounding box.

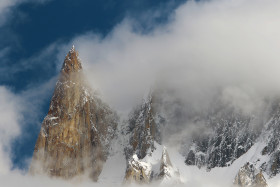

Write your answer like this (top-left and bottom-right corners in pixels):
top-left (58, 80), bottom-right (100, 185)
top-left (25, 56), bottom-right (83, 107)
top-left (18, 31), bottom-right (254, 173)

top-left (66, 0), bottom-right (280, 118)
top-left (0, 66), bottom-right (56, 173)
top-left (0, 0), bottom-right (18, 26)
top-left (61, 0), bottom-right (280, 153)
top-left (0, 79), bottom-right (57, 180)
top-left (0, 79), bottom-right (56, 170)
top-left (0, 86), bottom-right (23, 174)
top-left (0, 0), bottom-right (52, 26)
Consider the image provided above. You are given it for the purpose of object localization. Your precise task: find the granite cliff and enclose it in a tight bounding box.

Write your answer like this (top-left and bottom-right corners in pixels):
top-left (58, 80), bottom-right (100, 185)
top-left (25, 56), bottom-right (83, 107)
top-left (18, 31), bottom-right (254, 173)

top-left (29, 46), bottom-right (118, 181)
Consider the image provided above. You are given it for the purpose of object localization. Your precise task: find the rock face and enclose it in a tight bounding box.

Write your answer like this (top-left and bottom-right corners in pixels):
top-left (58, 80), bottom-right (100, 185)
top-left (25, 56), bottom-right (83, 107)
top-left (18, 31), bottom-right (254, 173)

top-left (126, 94), bottom-right (163, 160)
top-left (124, 93), bottom-right (165, 183)
top-left (124, 146), bottom-right (180, 184)
top-left (234, 162), bottom-right (267, 187)
top-left (158, 147), bottom-right (181, 184)
top-left (159, 147), bottom-right (173, 178)
top-left (124, 154), bottom-right (152, 184)
top-left (29, 46), bottom-right (118, 180)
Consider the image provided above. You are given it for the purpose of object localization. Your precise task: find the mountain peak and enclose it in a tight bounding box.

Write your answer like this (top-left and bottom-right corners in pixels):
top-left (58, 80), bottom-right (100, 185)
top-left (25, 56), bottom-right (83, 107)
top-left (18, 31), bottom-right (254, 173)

top-left (70, 44), bottom-right (75, 53)
top-left (61, 45), bottom-right (82, 73)
top-left (29, 48), bottom-right (118, 180)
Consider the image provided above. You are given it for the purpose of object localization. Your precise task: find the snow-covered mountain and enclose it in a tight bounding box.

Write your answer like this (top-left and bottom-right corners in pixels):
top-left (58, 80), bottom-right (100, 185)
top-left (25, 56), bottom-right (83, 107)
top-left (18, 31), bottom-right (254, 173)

top-left (29, 47), bottom-right (280, 186)
top-left (181, 97), bottom-right (280, 185)
top-left (184, 98), bottom-right (261, 169)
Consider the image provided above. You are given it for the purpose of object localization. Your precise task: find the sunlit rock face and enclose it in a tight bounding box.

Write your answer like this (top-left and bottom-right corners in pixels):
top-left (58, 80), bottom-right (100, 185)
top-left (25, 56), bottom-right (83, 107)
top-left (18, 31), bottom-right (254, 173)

top-left (124, 146), bottom-right (181, 184)
top-left (234, 162), bottom-right (267, 187)
top-left (124, 154), bottom-right (152, 184)
top-left (29, 46), bottom-right (118, 181)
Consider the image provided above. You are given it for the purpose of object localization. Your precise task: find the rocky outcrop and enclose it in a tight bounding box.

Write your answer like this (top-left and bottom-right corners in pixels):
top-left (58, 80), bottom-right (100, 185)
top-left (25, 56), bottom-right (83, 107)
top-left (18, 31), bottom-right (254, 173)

top-left (124, 154), bottom-right (152, 184)
top-left (234, 162), bottom-right (267, 187)
top-left (124, 93), bottom-right (165, 183)
top-left (158, 147), bottom-right (181, 183)
top-left (124, 145), bottom-right (180, 184)
top-left (29, 46), bottom-right (118, 181)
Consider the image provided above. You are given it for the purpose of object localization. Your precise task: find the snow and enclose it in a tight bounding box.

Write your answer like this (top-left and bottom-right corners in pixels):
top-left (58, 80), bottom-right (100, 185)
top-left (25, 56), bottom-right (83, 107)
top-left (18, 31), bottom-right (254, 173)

top-left (130, 154), bottom-right (152, 177)
top-left (268, 174), bottom-right (280, 187)
top-left (164, 130), bottom-right (275, 187)
top-left (140, 143), bottom-right (163, 177)
top-left (70, 45), bottom-right (75, 53)
top-left (91, 125), bottom-right (97, 132)
top-left (98, 151), bottom-right (126, 185)
top-left (48, 116), bottom-right (58, 120)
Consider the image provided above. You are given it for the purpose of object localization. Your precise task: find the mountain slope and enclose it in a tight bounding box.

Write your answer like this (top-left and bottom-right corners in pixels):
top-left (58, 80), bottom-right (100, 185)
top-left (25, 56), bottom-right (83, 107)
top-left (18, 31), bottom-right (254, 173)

top-left (184, 97), bottom-right (261, 170)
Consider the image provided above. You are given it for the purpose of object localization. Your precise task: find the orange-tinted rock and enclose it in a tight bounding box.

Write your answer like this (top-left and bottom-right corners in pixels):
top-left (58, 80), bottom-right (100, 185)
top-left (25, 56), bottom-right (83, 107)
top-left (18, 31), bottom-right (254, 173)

top-left (234, 162), bottom-right (268, 187)
top-left (29, 46), bottom-right (118, 181)
top-left (124, 155), bottom-right (152, 184)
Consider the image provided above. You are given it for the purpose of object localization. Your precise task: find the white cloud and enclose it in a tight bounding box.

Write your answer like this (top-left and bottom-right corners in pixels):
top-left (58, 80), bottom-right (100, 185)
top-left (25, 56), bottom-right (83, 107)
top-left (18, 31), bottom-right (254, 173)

top-left (0, 77), bottom-right (56, 175)
top-left (67, 0), bottom-right (280, 118)
top-left (0, 0), bottom-right (52, 26)
top-left (0, 86), bottom-right (22, 174)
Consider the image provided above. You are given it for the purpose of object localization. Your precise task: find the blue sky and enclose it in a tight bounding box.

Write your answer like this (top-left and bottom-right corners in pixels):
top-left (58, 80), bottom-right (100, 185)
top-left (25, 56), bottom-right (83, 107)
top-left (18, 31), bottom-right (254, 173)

top-left (0, 0), bottom-right (185, 170)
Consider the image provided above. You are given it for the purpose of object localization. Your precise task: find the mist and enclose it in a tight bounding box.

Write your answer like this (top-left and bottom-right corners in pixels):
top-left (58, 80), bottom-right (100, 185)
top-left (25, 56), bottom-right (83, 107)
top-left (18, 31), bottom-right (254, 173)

top-left (66, 0), bottom-right (280, 116)
top-left (59, 0), bottom-right (280, 146)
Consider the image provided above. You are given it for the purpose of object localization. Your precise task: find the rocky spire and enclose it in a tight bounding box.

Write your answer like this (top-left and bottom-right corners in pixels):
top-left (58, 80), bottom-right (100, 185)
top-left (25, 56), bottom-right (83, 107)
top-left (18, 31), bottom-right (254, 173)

top-left (61, 45), bottom-right (82, 74)
top-left (160, 147), bottom-right (173, 171)
top-left (124, 154), bottom-right (152, 184)
top-left (158, 147), bottom-right (181, 183)
top-left (29, 46), bottom-right (118, 181)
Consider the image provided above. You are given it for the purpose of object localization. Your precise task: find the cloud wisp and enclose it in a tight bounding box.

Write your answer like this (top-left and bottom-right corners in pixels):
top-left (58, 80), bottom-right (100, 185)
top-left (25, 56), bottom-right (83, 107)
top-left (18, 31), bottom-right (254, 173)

top-left (0, 0), bottom-right (52, 27)
top-left (0, 86), bottom-right (23, 174)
